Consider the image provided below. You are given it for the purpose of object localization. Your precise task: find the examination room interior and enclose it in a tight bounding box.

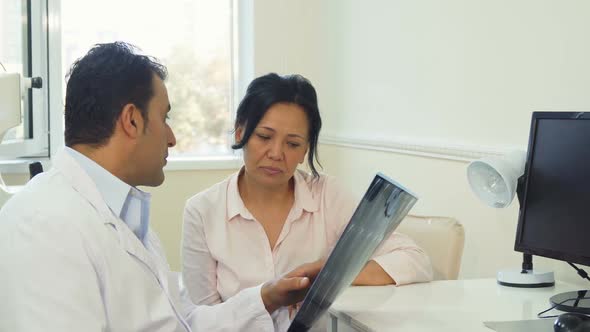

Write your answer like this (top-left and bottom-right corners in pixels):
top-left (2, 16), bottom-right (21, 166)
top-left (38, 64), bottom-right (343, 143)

top-left (2, 0), bottom-right (590, 290)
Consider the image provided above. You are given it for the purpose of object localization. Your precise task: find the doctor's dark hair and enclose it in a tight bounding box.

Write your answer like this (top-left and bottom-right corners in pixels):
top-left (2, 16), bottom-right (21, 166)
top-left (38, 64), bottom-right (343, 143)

top-left (64, 41), bottom-right (167, 147)
top-left (232, 73), bottom-right (322, 178)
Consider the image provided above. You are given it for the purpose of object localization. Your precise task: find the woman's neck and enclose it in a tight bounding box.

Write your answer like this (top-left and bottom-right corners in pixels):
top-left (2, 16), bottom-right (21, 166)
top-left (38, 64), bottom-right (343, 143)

top-left (238, 170), bottom-right (294, 208)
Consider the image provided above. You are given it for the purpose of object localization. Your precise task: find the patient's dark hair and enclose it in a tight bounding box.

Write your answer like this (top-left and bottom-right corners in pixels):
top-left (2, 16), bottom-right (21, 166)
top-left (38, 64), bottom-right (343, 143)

top-left (64, 41), bottom-right (167, 147)
top-left (232, 73), bottom-right (322, 178)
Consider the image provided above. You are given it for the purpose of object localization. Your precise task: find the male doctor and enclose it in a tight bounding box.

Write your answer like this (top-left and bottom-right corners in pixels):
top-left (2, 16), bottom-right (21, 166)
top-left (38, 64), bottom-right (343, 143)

top-left (0, 42), bottom-right (321, 331)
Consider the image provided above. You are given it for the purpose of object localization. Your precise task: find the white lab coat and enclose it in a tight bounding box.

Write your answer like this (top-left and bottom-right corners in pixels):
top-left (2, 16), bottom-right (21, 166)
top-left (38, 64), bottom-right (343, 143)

top-left (0, 150), bottom-right (274, 332)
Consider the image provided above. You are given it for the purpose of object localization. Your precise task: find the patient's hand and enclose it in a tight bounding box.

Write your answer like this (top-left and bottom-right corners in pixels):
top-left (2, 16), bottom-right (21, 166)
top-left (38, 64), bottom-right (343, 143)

top-left (352, 260), bottom-right (396, 286)
top-left (260, 259), bottom-right (324, 314)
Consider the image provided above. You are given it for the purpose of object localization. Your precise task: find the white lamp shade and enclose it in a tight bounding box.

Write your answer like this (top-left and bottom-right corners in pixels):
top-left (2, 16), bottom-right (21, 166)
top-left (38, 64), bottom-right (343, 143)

top-left (467, 151), bottom-right (526, 208)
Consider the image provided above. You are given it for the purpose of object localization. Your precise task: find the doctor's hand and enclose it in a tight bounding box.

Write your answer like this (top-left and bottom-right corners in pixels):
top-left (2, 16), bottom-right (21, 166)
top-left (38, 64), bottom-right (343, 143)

top-left (260, 259), bottom-right (324, 314)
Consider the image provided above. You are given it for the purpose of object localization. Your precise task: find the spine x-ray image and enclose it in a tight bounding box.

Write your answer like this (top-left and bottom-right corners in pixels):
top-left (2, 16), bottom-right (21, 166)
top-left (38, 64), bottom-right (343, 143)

top-left (288, 173), bottom-right (418, 331)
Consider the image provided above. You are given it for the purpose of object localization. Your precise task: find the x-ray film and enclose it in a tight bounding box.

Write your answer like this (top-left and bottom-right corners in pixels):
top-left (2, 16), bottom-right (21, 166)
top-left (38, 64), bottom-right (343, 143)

top-left (288, 173), bottom-right (418, 332)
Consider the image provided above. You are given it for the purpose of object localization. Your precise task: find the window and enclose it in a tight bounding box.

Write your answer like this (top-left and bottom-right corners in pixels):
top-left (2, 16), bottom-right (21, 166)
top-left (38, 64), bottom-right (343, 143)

top-left (0, 0), bottom-right (50, 159)
top-left (1, 0), bottom-right (252, 173)
top-left (0, 1), bottom-right (29, 143)
top-left (61, 0), bottom-right (236, 158)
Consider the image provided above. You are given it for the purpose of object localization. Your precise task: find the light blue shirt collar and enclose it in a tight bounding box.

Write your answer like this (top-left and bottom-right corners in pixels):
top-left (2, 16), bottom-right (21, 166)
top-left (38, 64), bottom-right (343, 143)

top-left (65, 147), bottom-right (151, 243)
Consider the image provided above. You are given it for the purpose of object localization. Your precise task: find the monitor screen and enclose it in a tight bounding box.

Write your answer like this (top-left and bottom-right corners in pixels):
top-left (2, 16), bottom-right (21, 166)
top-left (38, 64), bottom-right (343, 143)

top-left (288, 173), bottom-right (418, 332)
top-left (515, 112), bottom-right (590, 267)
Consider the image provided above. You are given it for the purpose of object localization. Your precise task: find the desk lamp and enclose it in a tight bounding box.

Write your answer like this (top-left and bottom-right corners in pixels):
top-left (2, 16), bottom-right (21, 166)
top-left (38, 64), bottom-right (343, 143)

top-left (467, 151), bottom-right (555, 287)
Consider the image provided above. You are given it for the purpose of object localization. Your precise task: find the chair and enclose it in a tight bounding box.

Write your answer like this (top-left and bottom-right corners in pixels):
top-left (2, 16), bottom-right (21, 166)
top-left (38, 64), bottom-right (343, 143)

top-left (396, 215), bottom-right (465, 280)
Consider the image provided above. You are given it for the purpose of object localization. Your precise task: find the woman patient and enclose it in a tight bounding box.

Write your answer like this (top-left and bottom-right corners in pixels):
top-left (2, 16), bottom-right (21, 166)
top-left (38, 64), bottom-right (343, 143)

top-left (181, 73), bottom-right (433, 330)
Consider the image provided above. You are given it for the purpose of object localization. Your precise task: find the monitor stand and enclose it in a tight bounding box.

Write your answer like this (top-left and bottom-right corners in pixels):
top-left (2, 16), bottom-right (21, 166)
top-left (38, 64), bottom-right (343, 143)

top-left (499, 181), bottom-right (554, 287)
top-left (497, 253), bottom-right (555, 288)
top-left (551, 290), bottom-right (590, 314)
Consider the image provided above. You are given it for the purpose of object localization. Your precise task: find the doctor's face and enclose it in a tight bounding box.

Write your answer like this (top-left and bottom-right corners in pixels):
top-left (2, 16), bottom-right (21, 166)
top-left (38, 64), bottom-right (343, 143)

top-left (133, 75), bottom-right (176, 186)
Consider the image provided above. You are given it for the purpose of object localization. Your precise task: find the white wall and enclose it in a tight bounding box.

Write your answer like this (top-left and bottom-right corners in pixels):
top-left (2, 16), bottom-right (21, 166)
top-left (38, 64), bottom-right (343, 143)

top-left (253, 0), bottom-right (590, 147)
top-left (314, 0), bottom-right (590, 150)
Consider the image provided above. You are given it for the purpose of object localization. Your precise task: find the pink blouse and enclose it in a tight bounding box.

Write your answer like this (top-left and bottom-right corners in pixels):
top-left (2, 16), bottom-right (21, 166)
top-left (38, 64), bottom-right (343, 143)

top-left (182, 169), bottom-right (433, 330)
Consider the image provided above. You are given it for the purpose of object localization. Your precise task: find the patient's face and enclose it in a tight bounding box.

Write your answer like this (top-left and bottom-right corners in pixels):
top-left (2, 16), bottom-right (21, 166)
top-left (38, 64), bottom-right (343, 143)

top-left (238, 102), bottom-right (309, 189)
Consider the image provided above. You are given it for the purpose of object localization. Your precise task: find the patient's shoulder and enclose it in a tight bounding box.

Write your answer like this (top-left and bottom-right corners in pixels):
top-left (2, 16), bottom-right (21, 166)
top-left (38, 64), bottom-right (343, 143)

top-left (295, 169), bottom-right (345, 198)
top-left (185, 173), bottom-right (234, 211)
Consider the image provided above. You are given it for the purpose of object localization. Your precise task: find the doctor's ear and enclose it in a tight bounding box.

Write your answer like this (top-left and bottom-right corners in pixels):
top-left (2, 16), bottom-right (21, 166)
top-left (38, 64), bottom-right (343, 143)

top-left (120, 104), bottom-right (142, 137)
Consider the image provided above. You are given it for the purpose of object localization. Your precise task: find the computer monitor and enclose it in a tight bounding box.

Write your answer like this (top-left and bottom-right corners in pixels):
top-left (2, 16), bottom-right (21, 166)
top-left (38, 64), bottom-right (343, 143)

top-left (287, 172), bottom-right (418, 331)
top-left (515, 111), bottom-right (590, 313)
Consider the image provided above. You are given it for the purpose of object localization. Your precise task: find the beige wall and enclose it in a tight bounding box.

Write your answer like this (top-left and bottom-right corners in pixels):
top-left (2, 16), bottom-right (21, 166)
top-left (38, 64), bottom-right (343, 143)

top-left (2, 173), bottom-right (28, 186)
top-left (144, 168), bottom-right (238, 271)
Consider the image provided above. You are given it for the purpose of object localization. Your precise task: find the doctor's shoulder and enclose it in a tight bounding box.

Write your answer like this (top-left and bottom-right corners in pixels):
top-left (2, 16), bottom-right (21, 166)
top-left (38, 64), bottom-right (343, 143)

top-left (0, 170), bottom-right (102, 269)
top-left (0, 169), bottom-right (96, 232)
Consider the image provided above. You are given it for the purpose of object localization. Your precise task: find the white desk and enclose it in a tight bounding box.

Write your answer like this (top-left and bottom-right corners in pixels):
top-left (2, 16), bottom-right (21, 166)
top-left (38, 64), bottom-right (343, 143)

top-left (327, 278), bottom-right (581, 332)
